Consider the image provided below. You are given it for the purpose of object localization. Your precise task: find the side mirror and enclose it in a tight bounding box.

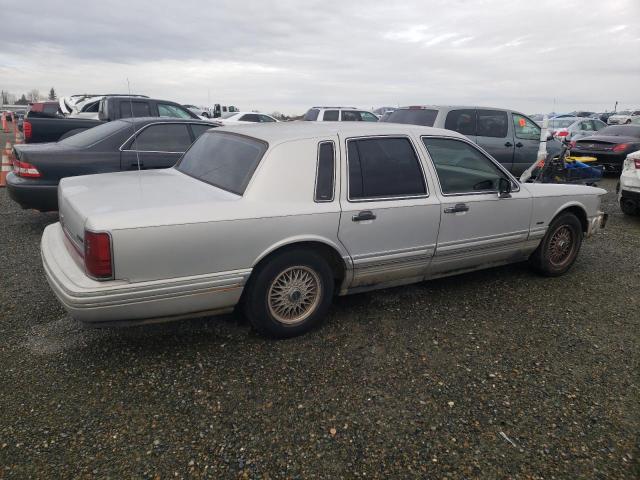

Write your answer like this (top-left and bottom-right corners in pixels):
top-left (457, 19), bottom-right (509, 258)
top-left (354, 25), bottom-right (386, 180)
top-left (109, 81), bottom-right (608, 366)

top-left (498, 177), bottom-right (512, 198)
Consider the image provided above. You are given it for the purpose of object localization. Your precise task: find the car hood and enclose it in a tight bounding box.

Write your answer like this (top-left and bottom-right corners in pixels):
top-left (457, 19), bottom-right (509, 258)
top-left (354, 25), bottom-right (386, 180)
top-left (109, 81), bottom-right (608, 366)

top-left (58, 169), bottom-right (242, 238)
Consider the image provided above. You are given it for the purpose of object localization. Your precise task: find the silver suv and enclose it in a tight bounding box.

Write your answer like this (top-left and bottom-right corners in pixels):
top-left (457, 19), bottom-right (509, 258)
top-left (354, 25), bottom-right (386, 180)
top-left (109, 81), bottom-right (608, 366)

top-left (303, 106), bottom-right (378, 122)
top-left (383, 105), bottom-right (562, 175)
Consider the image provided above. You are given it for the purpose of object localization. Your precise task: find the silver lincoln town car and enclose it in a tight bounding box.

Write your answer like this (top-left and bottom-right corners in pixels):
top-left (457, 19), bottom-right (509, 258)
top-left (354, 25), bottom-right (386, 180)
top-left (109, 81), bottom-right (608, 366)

top-left (41, 122), bottom-right (607, 337)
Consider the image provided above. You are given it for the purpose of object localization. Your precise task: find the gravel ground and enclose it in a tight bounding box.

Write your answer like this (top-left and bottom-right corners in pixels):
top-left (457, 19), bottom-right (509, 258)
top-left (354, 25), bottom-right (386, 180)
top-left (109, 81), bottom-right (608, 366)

top-left (0, 157), bottom-right (638, 478)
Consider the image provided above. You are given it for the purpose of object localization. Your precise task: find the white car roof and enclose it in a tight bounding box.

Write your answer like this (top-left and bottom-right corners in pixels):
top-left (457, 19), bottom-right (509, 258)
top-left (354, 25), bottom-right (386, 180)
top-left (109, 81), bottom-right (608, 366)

top-left (215, 120), bottom-right (464, 144)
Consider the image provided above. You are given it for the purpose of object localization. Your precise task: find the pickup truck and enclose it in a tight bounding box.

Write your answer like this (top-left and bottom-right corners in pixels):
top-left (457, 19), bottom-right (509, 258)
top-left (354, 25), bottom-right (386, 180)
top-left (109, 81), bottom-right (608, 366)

top-left (23, 96), bottom-right (199, 144)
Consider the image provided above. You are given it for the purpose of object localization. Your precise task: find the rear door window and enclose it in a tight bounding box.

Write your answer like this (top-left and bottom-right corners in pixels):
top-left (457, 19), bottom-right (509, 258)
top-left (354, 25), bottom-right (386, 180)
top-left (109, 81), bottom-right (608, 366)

top-left (239, 114), bottom-right (260, 122)
top-left (120, 101), bottom-right (151, 118)
top-left (315, 141), bottom-right (335, 202)
top-left (130, 124), bottom-right (192, 152)
top-left (477, 110), bottom-right (508, 138)
top-left (444, 109), bottom-right (476, 136)
top-left (323, 110), bottom-right (339, 121)
top-left (347, 137), bottom-right (426, 199)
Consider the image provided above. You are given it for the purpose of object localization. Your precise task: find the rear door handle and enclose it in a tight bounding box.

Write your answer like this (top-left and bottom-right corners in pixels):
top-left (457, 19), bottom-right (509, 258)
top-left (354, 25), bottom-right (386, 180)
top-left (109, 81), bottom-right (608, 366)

top-left (444, 203), bottom-right (469, 214)
top-left (352, 210), bottom-right (376, 222)
top-left (504, 141), bottom-right (513, 147)
top-left (515, 142), bottom-right (524, 148)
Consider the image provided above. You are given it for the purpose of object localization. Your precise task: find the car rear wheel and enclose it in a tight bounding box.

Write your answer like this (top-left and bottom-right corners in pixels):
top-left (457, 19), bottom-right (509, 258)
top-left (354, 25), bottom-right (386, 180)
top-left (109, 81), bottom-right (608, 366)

top-left (529, 213), bottom-right (583, 276)
top-left (243, 249), bottom-right (334, 338)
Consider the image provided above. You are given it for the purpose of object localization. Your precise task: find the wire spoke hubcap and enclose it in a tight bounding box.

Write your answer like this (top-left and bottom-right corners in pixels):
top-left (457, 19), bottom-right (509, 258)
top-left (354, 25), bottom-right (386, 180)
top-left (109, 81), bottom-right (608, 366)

top-left (268, 266), bottom-right (322, 325)
top-left (548, 225), bottom-right (574, 266)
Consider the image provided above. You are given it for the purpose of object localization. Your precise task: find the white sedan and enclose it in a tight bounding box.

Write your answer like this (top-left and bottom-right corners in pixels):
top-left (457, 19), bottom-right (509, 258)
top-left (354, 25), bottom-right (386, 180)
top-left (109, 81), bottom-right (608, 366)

top-left (214, 111), bottom-right (278, 125)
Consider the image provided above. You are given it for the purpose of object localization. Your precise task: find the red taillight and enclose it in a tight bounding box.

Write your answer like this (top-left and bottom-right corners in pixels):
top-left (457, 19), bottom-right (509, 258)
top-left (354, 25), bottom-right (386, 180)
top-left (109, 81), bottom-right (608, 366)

top-left (84, 231), bottom-right (113, 279)
top-left (29, 103), bottom-right (43, 112)
top-left (634, 159), bottom-right (640, 169)
top-left (23, 120), bottom-right (32, 140)
top-left (556, 130), bottom-right (569, 137)
top-left (613, 143), bottom-right (629, 153)
top-left (12, 159), bottom-right (41, 178)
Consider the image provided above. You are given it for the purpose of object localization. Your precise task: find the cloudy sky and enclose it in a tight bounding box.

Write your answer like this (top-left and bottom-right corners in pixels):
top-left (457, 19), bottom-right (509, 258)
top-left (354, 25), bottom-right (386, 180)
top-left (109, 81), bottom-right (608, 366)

top-left (0, 0), bottom-right (638, 115)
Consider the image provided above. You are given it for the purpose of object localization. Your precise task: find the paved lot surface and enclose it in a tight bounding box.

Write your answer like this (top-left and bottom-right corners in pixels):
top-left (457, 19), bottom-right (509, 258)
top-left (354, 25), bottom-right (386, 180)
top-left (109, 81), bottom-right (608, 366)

top-left (0, 151), bottom-right (638, 478)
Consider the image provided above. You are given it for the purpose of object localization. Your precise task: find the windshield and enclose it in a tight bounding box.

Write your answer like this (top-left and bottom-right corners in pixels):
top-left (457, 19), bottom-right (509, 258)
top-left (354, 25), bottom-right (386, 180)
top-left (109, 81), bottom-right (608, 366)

top-left (384, 109), bottom-right (438, 126)
top-left (59, 121), bottom-right (127, 147)
top-left (549, 118), bottom-right (577, 128)
top-left (176, 132), bottom-right (267, 195)
top-left (597, 125), bottom-right (640, 137)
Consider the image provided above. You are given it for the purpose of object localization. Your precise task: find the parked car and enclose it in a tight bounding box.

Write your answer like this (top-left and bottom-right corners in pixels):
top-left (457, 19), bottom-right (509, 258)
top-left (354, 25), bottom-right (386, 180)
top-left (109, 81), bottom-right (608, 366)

top-left (213, 111), bottom-right (278, 125)
top-left (382, 105), bottom-right (562, 175)
top-left (7, 117), bottom-right (217, 211)
top-left (303, 107), bottom-right (379, 122)
top-left (59, 94), bottom-right (150, 116)
top-left (548, 117), bottom-right (607, 141)
top-left (24, 96), bottom-right (199, 144)
top-left (607, 110), bottom-right (640, 125)
top-left (183, 104), bottom-right (211, 118)
top-left (618, 150), bottom-right (640, 215)
top-left (570, 125), bottom-right (640, 172)
top-left (41, 122), bottom-right (606, 338)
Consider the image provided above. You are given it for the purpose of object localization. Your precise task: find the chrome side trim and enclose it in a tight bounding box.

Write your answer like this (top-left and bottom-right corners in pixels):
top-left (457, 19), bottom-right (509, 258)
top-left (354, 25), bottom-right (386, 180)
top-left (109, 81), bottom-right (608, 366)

top-left (435, 231), bottom-right (529, 256)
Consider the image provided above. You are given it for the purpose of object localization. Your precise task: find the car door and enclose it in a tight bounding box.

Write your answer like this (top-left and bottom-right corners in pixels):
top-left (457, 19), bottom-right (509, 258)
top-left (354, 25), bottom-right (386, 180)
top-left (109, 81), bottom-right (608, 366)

top-left (421, 136), bottom-right (532, 276)
top-left (337, 135), bottom-right (441, 288)
top-left (120, 123), bottom-right (193, 170)
top-left (511, 112), bottom-right (542, 176)
top-left (476, 109), bottom-right (514, 171)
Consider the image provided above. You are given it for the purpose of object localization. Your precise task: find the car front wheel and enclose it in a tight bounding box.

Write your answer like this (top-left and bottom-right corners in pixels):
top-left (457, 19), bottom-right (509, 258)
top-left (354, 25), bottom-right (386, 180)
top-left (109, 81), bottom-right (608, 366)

top-left (529, 213), bottom-right (583, 276)
top-left (243, 249), bottom-right (334, 338)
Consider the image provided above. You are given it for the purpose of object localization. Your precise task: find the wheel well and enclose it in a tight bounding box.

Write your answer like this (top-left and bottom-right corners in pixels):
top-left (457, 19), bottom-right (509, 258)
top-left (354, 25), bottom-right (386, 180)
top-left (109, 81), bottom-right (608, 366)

top-left (253, 242), bottom-right (347, 285)
top-left (557, 206), bottom-right (588, 232)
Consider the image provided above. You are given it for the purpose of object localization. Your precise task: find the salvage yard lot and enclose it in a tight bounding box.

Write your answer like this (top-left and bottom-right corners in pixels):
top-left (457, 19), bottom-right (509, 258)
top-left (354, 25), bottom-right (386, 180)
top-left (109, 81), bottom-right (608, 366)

top-left (0, 178), bottom-right (638, 478)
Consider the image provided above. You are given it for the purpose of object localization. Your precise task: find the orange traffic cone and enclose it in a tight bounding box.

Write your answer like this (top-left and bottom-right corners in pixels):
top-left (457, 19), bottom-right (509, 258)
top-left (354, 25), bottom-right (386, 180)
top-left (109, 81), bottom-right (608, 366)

top-left (1, 113), bottom-right (7, 133)
top-left (0, 145), bottom-right (12, 187)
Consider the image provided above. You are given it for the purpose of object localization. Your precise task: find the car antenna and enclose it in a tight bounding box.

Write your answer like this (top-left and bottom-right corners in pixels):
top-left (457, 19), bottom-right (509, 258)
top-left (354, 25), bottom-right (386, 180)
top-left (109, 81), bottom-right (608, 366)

top-left (127, 78), bottom-right (142, 171)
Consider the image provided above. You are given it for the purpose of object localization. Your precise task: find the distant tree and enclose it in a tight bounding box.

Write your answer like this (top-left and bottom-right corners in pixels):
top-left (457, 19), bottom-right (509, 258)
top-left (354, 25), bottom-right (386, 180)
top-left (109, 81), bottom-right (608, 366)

top-left (48, 87), bottom-right (57, 100)
top-left (15, 94), bottom-right (29, 105)
top-left (27, 89), bottom-right (41, 102)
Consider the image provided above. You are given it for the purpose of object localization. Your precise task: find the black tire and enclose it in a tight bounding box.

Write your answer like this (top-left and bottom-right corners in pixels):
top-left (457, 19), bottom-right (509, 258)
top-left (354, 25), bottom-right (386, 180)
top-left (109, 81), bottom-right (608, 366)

top-left (625, 119), bottom-right (632, 124)
top-left (529, 213), bottom-right (583, 276)
top-left (243, 249), bottom-right (334, 338)
top-left (620, 197), bottom-right (638, 216)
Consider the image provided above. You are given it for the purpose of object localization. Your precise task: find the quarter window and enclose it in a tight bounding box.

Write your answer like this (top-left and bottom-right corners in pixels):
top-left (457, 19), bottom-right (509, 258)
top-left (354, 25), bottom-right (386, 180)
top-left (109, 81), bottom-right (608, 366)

top-left (323, 110), bottom-right (339, 121)
top-left (513, 113), bottom-right (541, 140)
top-left (422, 137), bottom-right (507, 195)
top-left (477, 110), bottom-right (508, 138)
top-left (341, 111), bottom-right (361, 121)
top-left (360, 112), bottom-right (379, 122)
top-left (444, 109), bottom-right (477, 136)
top-left (130, 124), bottom-right (192, 152)
top-left (259, 115), bottom-right (276, 122)
top-left (315, 142), bottom-right (335, 202)
top-left (348, 137), bottom-right (426, 199)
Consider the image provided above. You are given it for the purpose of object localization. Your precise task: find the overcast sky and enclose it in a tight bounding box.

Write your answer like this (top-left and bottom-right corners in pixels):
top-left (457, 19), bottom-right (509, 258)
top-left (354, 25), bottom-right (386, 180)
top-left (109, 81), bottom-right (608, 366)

top-left (0, 0), bottom-right (638, 115)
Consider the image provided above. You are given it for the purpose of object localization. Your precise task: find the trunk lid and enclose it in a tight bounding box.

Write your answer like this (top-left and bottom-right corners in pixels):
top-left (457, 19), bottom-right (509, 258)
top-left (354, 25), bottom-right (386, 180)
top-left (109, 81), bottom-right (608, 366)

top-left (58, 168), bottom-right (239, 246)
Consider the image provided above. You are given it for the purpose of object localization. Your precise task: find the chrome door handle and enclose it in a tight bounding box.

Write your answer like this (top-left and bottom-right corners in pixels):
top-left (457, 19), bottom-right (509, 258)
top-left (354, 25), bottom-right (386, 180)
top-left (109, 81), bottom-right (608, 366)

top-left (352, 210), bottom-right (376, 222)
top-left (444, 203), bottom-right (469, 214)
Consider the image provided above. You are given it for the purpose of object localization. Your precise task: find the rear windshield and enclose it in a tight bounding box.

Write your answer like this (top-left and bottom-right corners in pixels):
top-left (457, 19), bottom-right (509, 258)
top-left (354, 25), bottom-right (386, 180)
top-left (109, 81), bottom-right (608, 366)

top-left (59, 121), bottom-right (127, 147)
top-left (176, 132), bottom-right (267, 195)
top-left (598, 125), bottom-right (640, 137)
top-left (384, 109), bottom-right (438, 126)
top-left (549, 118), bottom-right (577, 128)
